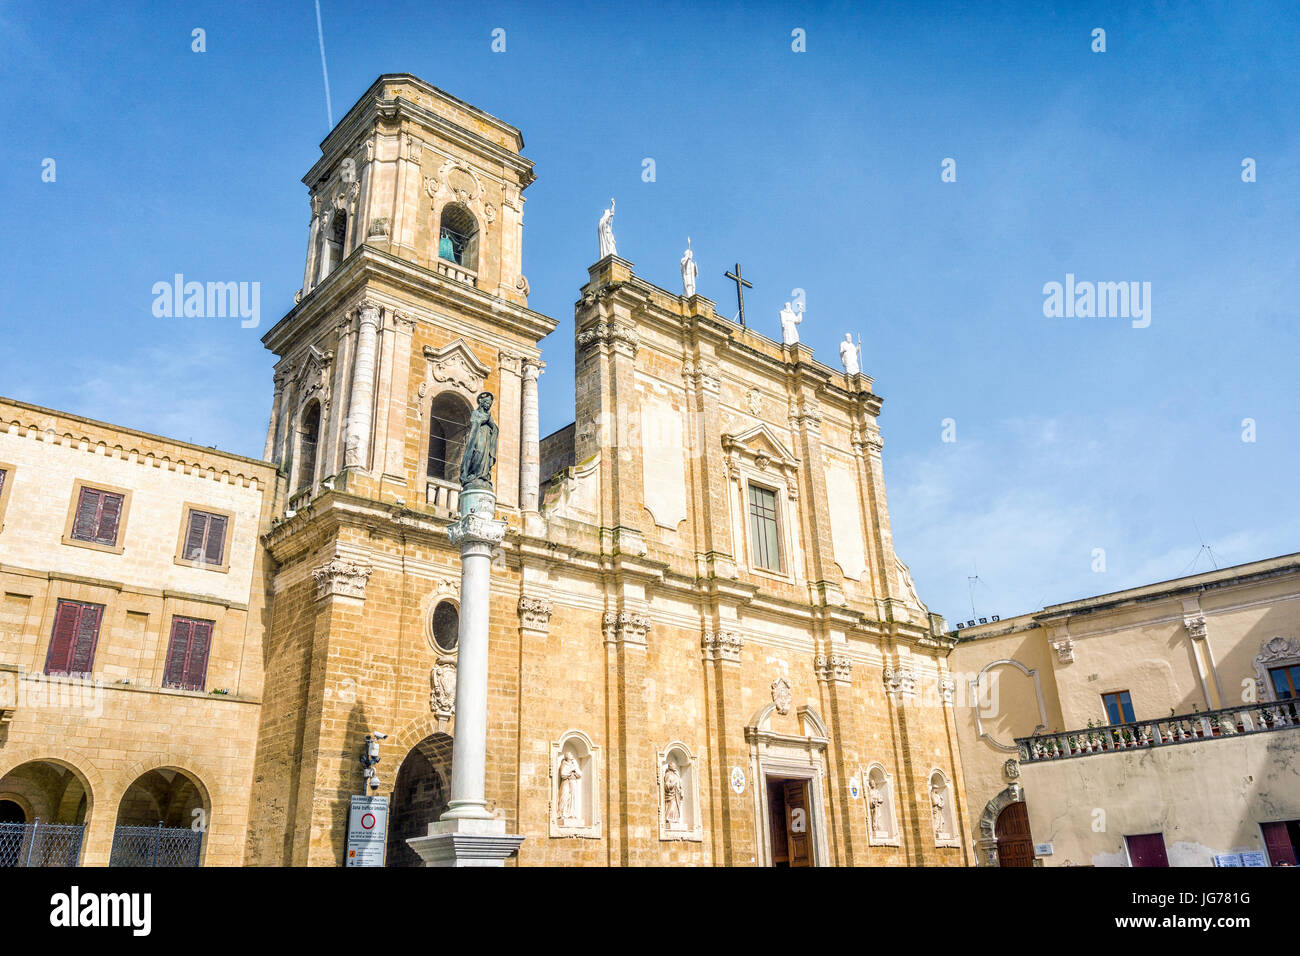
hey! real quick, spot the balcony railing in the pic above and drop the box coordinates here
[434,258,477,285]
[1016,698,1300,762]
[426,476,460,518]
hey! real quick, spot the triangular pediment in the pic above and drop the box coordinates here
[722,423,799,467]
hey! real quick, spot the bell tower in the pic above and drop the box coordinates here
[261,73,554,514]
[248,75,555,865]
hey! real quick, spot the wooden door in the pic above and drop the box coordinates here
[1262,821,1299,866]
[784,781,812,867]
[1125,832,1169,867]
[995,800,1035,867]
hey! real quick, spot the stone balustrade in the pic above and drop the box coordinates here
[426,476,460,518]
[1016,698,1300,762]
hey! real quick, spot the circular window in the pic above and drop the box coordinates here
[431,600,459,653]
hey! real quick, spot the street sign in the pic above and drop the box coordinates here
[346,794,388,867]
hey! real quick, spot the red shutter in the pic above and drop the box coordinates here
[71,488,102,541]
[183,512,207,561]
[183,621,213,691]
[67,604,102,674]
[1262,822,1298,866]
[163,618,193,688]
[202,514,227,566]
[45,601,81,673]
[95,492,123,545]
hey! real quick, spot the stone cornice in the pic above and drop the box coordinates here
[262,245,557,354]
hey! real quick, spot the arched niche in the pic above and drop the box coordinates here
[550,730,600,839]
[928,769,959,848]
[863,762,900,847]
[657,741,702,842]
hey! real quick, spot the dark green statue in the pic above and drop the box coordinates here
[459,391,499,491]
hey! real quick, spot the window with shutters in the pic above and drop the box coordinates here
[0,462,13,531]
[44,599,105,676]
[747,483,784,573]
[162,616,214,691]
[61,480,132,554]
[174,504,234,572]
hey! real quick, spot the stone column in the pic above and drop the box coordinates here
[702,629,756,865]
[302,207,320,293]
[520,358,544,534]
[264,368,287,461]
[344,303,380,470]
[408,488,524,866]
[816,650,868,865]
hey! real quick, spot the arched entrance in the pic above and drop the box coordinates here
[386,732,453,867]
[110,768,208,866]
[995,800,1034,867]
[0,760,91,866]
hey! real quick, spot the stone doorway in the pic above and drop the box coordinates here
[766,777,813,867]
[995,800,1034,867]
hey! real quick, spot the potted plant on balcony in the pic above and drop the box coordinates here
[1086,720,1101,750]
[1209,714,1221,737]
[1261,705,1275,729]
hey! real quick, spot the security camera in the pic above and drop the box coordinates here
[372,732,388,740]
[368,774,381,790]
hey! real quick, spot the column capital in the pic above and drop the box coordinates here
[702,630,743,663]
[815,653,853,684]
[518,595,554,632]
[1184,614,1208,641]
[603,611,650,646]
[312,556,373,602]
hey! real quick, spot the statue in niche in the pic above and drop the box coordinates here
[557,751,582,825]
[458,391,499,491]
[680,237,698,297]
[598,198,617,258]
[868,778,889,838]
[840,333,861,374]
[931,784,949,841]
[663,759,684,829]
[779,302,802,345]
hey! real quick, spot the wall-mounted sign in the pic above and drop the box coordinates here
[1034,842,1054,856]
[346,794,388,867]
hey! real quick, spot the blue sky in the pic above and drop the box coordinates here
[1,1,1296,624]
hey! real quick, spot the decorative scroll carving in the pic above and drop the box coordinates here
[771,676,793,716]
[576,321,639,355]
[431,663,456,716]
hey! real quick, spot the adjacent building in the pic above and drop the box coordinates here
[950,553,1300,867]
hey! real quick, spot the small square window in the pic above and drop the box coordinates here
[174,504,233,573]
[0,463,14,530]
[1102,690,1135,724]
[61,480,132,554]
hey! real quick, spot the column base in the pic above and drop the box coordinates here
[407,817,525,868]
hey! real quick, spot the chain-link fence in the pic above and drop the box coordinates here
[109,824,203,867]
[0,820,86,867]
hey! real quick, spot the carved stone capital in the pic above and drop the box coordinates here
[1183,614,1208,641]
[883,663,917,700]
[576,321,639,356]
[1050,636,1075,663]
[682,360,721,393]
[312,557,373,602]
[602,611,650,646]
[447,513,507,549]
[815,654,853,684]
[702,630,744,663]
[939,676,956,705]
[518,596,554,632]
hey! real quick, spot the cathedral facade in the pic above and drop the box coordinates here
[0,73,969,867]
[246,74,968,866]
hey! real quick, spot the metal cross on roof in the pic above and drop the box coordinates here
[724,263,753,327]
